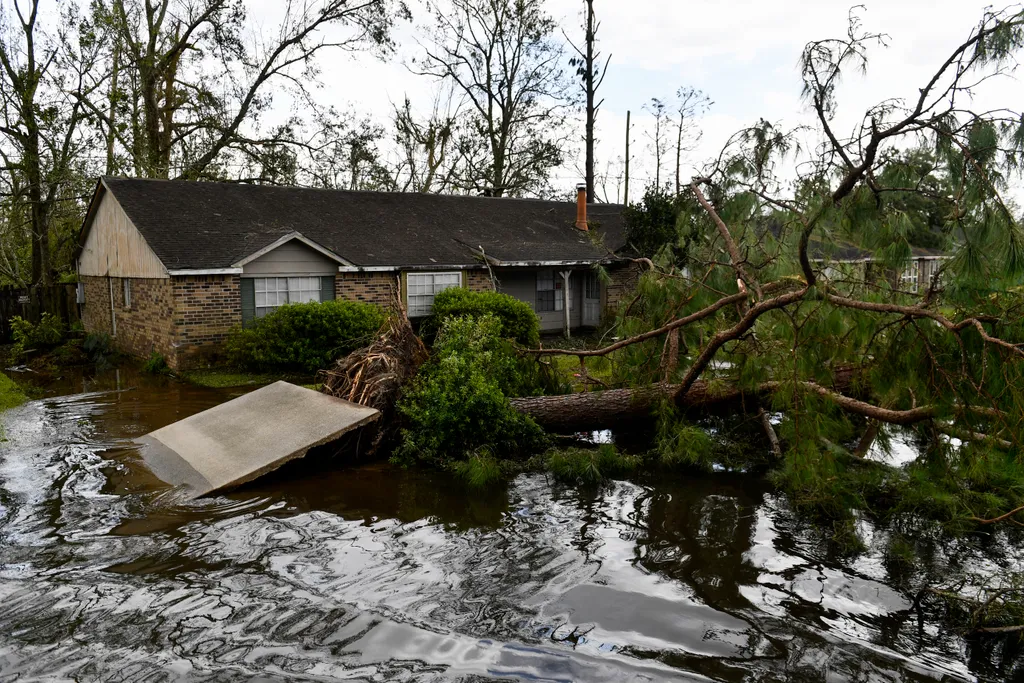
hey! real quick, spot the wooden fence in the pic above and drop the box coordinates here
[0,284,81,341]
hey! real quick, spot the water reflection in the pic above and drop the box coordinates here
[0,369,1013,681]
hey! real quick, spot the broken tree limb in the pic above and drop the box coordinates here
[759,408,783,458]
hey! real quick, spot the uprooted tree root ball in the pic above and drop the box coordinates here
[319,312,429,453]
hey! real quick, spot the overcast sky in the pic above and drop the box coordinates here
[252,1,1024,202]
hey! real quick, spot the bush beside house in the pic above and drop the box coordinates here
[225,300,386,372]
[421,288,541,347]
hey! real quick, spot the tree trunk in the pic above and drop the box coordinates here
[511,367,860,432]
[511,381,729,432]
[584,0,595,203]
[624,110,630,204]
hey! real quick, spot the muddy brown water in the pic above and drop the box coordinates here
[0,368,1019,681]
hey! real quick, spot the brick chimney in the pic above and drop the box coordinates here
[575,183,588,231]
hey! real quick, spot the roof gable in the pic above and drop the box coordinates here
[78,181,169,278]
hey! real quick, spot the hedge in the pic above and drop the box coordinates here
[420,287,540,346]
[225,299,386,372]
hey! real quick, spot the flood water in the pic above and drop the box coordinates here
[0,369,1020,681]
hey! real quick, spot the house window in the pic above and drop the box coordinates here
[407,272,462,317]
[123,278,132,309]
[254,277,322,317]
[536,269,555,312]
[537,270,573,312]
[919,259,942,291]
[899,262,919,293]
[585,272,600,300]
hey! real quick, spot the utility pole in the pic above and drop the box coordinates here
[624,110,631,205]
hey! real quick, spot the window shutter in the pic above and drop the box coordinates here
[241,278,255,328]
[320,276,335,302]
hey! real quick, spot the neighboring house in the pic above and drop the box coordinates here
[815,244,949,292]
[76,178,629,369]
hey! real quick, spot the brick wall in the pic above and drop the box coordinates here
[81,275,176,360]
[172,275,241,369]
[465,269,496,292]
[81,274,242,370]
[81,276,112,336]
[336,271,398,306]
[605,261,644,312]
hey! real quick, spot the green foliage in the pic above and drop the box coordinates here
[451,451,505,488]
[10,314,66,356]
[396,315,549,467]
[654,403,716,470]
[141,352,169,375]
[421,287,541,346]
[225,300,386,372]
[622,186,700,263]
[545,444,641,485]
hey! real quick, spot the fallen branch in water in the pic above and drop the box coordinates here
[967,504,1024,525]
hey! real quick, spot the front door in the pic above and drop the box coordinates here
[583,272,601,327]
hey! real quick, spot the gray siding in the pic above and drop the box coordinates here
[494,268,583,333]
[242,240,338,276]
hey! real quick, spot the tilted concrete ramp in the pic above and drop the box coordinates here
[136,381,380,498]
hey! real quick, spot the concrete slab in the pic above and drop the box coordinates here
[136,381,379,498]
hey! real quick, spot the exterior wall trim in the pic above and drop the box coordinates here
[232,232,351,268]
[482,259,607,267]
[338,264,483,273]
[169,268,243,275]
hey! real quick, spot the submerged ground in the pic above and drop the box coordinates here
[0,367,1018,681]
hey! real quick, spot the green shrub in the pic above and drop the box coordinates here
[34,313,65,347]
[142,351,169,374]
[10,313,66,356]
[396,315,549,467]
[546,444,641,485]
[225,300,386,372]
[421,287,541,347]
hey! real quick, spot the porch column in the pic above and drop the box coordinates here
[560,270,571,339]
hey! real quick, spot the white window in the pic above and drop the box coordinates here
[407,272,462,317]
[899,263,919,293]
[254,277,322,318]
[123,278,132,309]
[919,258,942,291]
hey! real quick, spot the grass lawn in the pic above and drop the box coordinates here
[0,373,26,411]
[179,368,314,389]
[545,352,616,392]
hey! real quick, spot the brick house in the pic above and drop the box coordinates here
[77,178,631,369]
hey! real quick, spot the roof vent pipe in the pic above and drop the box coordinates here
[575,183,588,231]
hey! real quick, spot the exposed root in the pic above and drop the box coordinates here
[319,301,428,453]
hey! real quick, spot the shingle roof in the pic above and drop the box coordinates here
[92,177,626,270]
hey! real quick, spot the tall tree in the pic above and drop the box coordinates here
[643,97,668,189]
[391,93,463,193]
[672,86,710,195]
[566,0,610,203]
[0,0,107,285]
[414,0,570,197]
[99,0,402,179]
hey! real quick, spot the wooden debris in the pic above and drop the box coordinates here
[318,300,428,453]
